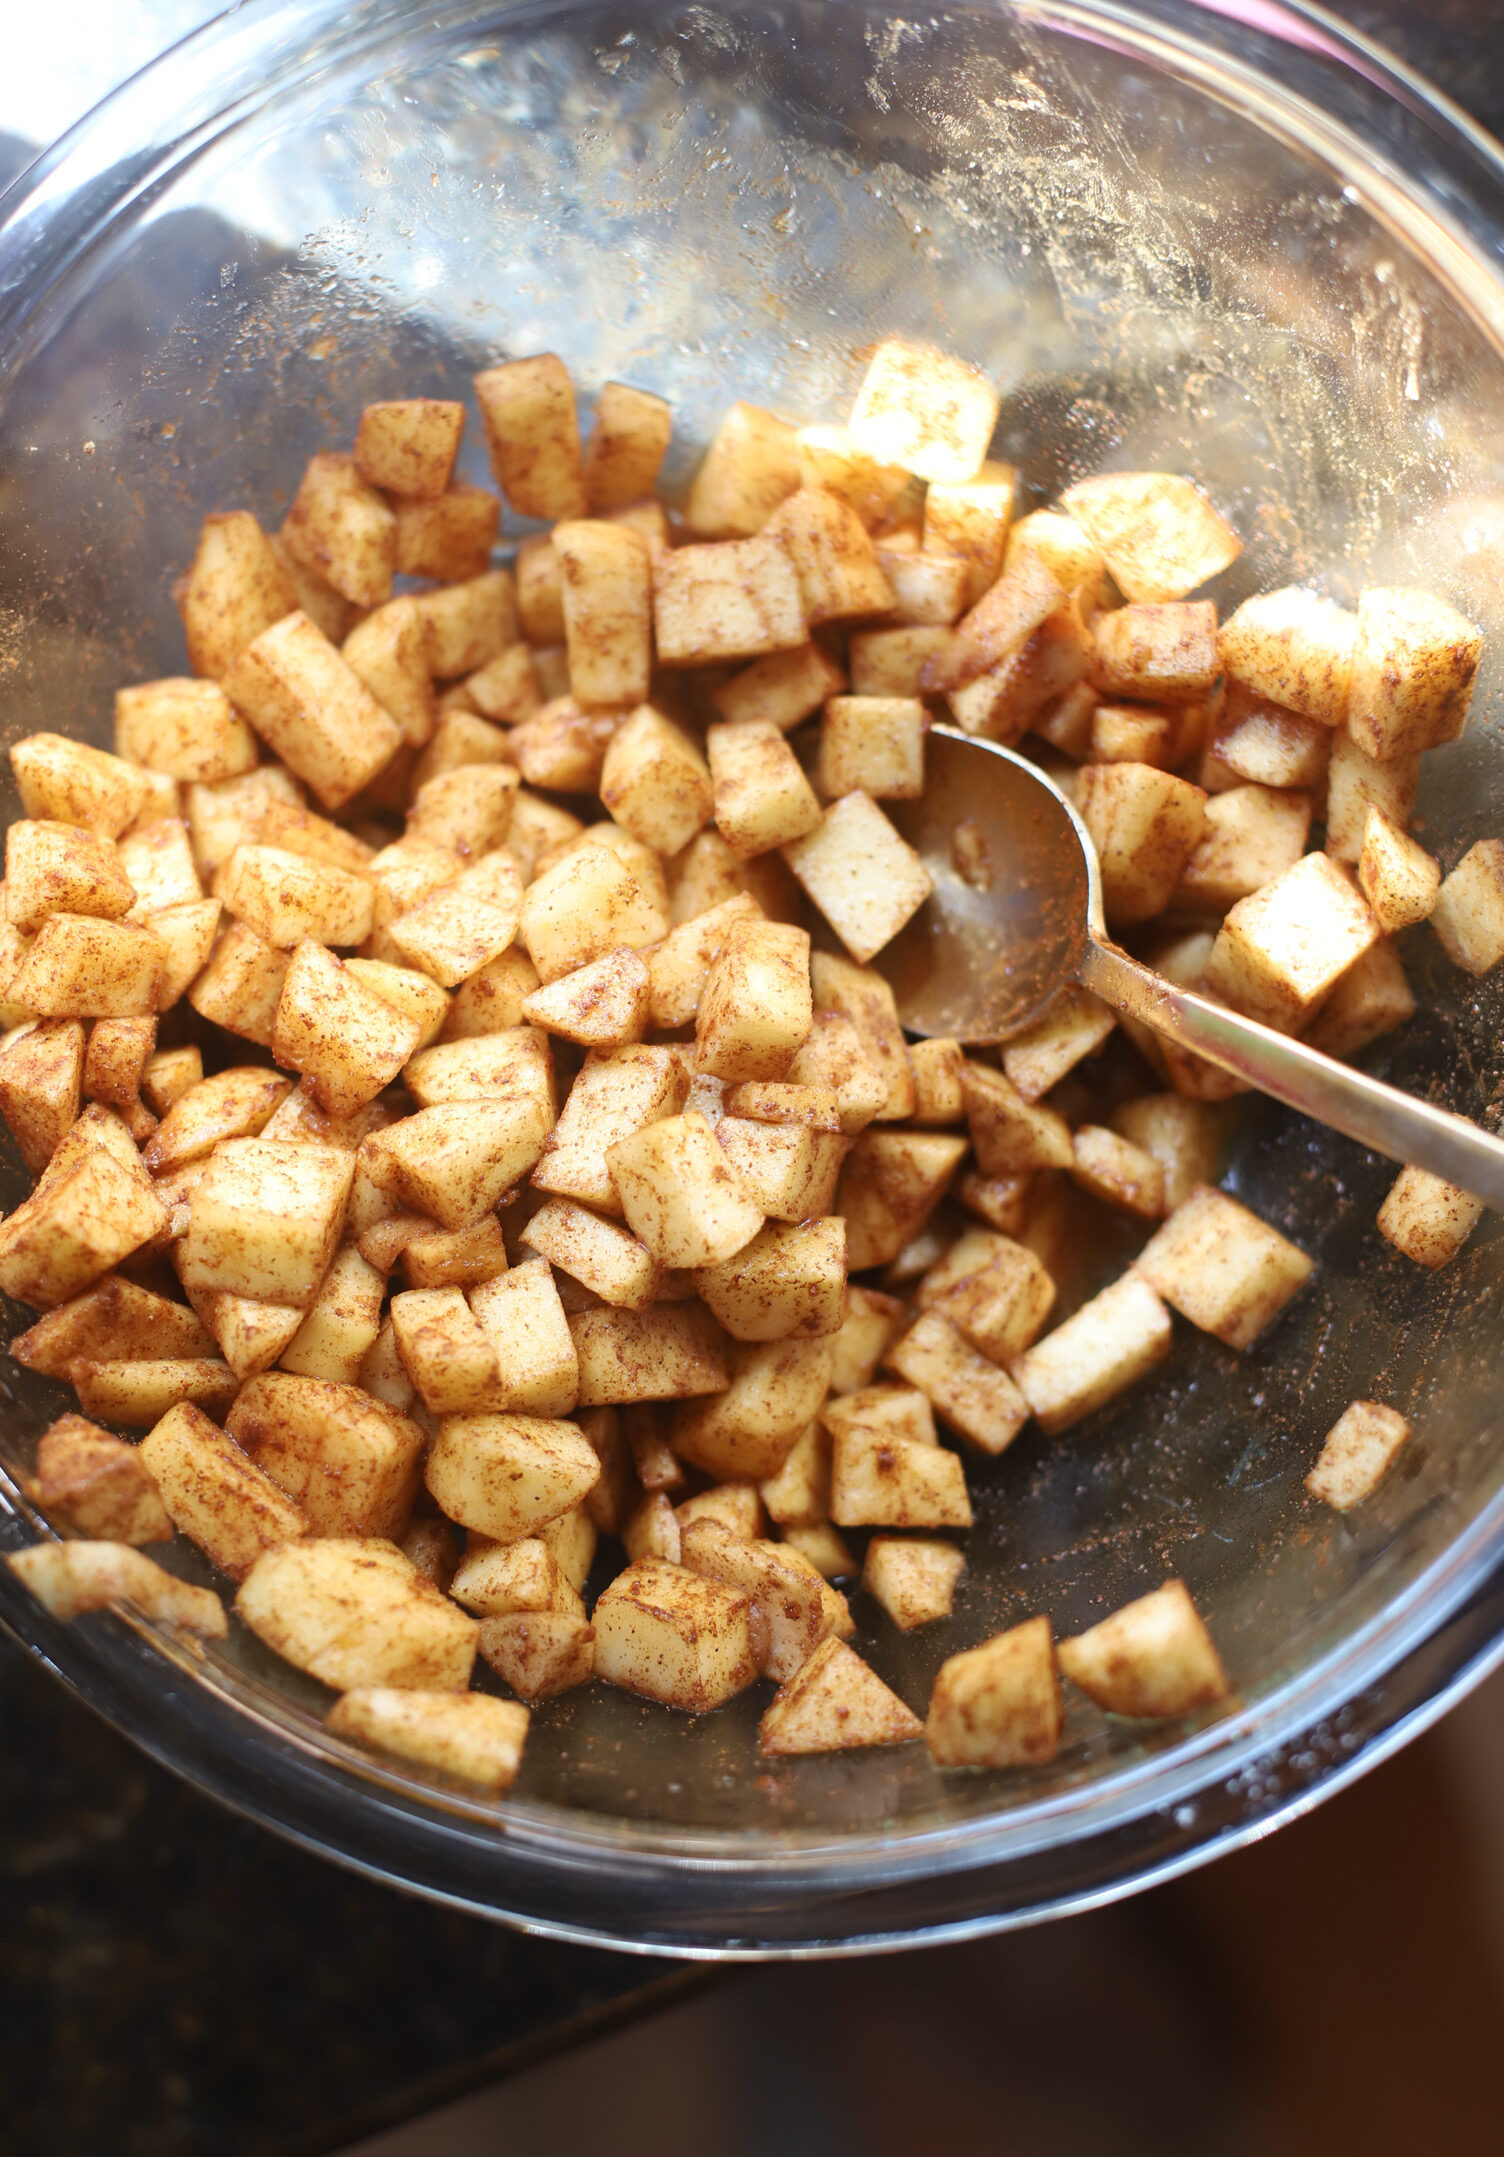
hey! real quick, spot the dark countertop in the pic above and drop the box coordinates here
[1,8,1499,2155]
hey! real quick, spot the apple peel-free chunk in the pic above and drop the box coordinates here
[759,1636,922,1755]
[1346,587,1481,761]
[593,1556,757,1711]
[328,1688,528,1792]
[885,1311,1030,1455]
[607,1109,763,1269]
[9,1539,227,1638]
[139,1400,307,1580]
[1306,1399,1412,1511]
[470,1259,580,1414]
[926,1616,1062,1768]
[1058,1579,1228,1719]
[1429,839,1504,975]
[1357,808,1440,933]
[1204,850,1378,1033]
[1011,1273,1173,1433]
[227,1371,425,1539]
[1376,1166,1483,1269]
[179,1139,352,1306]
[1135,1185,1312,1347]
[694,1215,846,1341]
[362,1098,552,1229]
[25,1413,172,1546]
[1061,472,1240,604]
[863,1536,966,1631]
[236,1537,476,1691]
[425,1412,599,1541]
[848,339,999,485]
[568,1302,728,1406]
[829,1425,972,1531]
[671,1337,832,1483]
[783,792,933,965]
[653,534,807,667]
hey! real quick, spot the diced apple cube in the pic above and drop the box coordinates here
[1060,473,1240,603]
[694,1215,846,1341]
[1076,762,1207,926]
[390,1285,505,1413]
[684,401,801,537]
[519,841,666,985]
[691,917,812,1084]
[1011,1272,1173,1433]
[705,718,821,859]
[224,612,402,810]
[394,486,499,583]
[758,1635,920,1755]
[863,1536,966,1631]
[1356,807,1440,932]
[412,568,518,679]
[471,1258,580,1413]
[278,1244,385,1383]
[522,946,650,1049]
[816,696,926,801]
[1071,1125,1166,1219]
[885,1309,1031,1455]
[1108,1095,1224,1212]
[848,339,998,484]
[828,1423,972,1530]
[960,1062,1072,1177]
[180,1139,352,1306]
[9,1539,226,1638]
[654,535,806,667]
[178,512,298,681]
[425,1410,598,1541]
[578,379,672,510]
[921,461,1015,605]
[1000,987,1115,1104]
[598,706,713,858]
[236,1537,476,1691]
[523,1196,660,1311]
[443,946,542,1038]
[783,791,932,964]
[1325,730,1420,868]
[328,1687,528,1791]
[835,1128,967,1271]
[552,519,652,710]
[0,1020,83,1172]
[139,1400,306,1579]
[1429,839,1504,974]
[0,1141,167,1307]
[474,354,586,520]
[878,548,972,627]
[850,625,965,697]
[1217,587,1356,727]
[763,486,894,623]
[1058,1578,1228,1718]
[1173,784,1313,916]
[282,451,396,608]
[1376,1165,1483,1268]
[671,1337,831,1482]
[364,1097,552,1229]
[1204,850,1378,1032]
[1135,1183,1312,1345]
[711,641,847,732]
[569,1302,727,1407]
[593,1555,757,1711]
[13,914,162,1019]
[353,397,464,498]
[25,1412,171,1545]
[606,1109,762,1269]
[926,1615,1063,1768]
[794,423,911,526]
[1206,686,1331,792]
[1347,587,1481,760]
[531,1044,688,1214]
[1306,1398,1412,1511]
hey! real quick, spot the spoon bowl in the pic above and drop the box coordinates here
[879,728,1504,1211]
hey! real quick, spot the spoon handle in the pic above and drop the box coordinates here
[1080,937,1504,1209]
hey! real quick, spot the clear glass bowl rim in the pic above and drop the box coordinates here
[3,0,1504,1952]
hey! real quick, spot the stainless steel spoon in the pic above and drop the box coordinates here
[880,727,1504,1209]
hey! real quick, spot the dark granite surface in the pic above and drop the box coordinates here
[1,7,1499,2156]
[0,1630,698,2157]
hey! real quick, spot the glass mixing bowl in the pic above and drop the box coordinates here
[4,0,1504,1956]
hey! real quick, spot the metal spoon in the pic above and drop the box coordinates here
[879,727,1504,1209]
